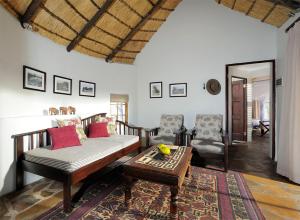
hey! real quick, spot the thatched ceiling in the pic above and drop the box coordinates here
[1,1,299,64]
[216,0,300,28]
[0,0,181,64]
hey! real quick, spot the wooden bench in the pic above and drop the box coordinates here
[11,113,142,212]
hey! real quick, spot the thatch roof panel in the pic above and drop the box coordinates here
[122,40,147,51]
[141,19,163,31]
[43,0,86,33]
[33,22,71,46]
[131,31,155,41]
[264,5,291,28]
[108,0,141,28]
[233,0,253,13]
[75,44,107,59]
[86,27,120,49]
[216,0,298,28]
[96,13,130,39]
[66,0,98,21]
[34,9,77,40]
[249,0,273,20]
[79,38,112,55]
[121,0,152,17]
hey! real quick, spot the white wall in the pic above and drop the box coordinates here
[135,0,277,129]
[0,6,137,196]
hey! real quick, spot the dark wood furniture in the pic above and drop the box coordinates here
[123,146,192,219]
[259,120,270,136]
[11,113,142,212]
[145,127,186,148]
[187,130,229,172]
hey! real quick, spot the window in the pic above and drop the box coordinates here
[110,94,129,123]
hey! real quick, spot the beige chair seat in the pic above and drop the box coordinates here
[150,135,176,145]
[191,139,224,155]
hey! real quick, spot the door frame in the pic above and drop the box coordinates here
[231,76,248,141]
[225,59,276,160]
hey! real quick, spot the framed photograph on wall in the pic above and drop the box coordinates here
[23,65,46,92]
[79,80,96,97]
[169,83,187,97]
[53,75,72,95]
[150,82,162,98]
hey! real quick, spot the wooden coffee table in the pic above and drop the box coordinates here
[123,146,192,219]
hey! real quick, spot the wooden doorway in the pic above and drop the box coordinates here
[225,60,276,160]
[232,77,247,141]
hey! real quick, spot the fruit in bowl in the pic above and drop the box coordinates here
[158,144,171,155]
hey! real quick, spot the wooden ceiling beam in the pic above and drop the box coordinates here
[20,0,46,28]
[246,0,256,15]
[67,0,116,52]
[232,0,237,9]
[106,0,166,62]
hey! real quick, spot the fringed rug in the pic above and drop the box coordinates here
[36,167,264,220]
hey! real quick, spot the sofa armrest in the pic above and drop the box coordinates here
[116,120,143,140]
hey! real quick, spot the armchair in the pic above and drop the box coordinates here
[187,114,229,172]
[145,114,186,147]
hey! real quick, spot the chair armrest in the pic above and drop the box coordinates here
[186,128,196,147]
[144,127,160,148]
[173,127,186,135]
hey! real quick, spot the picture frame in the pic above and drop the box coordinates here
[150,82,163,98]
[79,80,96,97]
[53,75,72,95]
[23,65,46,92]
[169,83,187,97]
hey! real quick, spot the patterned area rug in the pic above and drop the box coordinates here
[36,167,264,220]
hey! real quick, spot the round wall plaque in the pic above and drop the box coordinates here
[206,79,221,95]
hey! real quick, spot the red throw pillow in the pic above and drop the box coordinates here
[48,125,81,150]
[88,122,110,138]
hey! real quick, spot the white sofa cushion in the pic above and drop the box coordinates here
[24,135,139,172]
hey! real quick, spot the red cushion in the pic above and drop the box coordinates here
[48,125,81,150]
[88,122,110,138]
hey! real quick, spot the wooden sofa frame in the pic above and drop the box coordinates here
[11,113,142,212]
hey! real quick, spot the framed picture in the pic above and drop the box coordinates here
[150,82,162,98]
[53,75,72,95]
[169,83,187,97]
[79,80,96,97]
[23,65,46,92]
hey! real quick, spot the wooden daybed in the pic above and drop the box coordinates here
[11,113,142,212]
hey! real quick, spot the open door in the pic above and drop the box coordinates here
[232,78,247,141]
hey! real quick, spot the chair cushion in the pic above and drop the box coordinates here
[191,139,224,155]
[149,135,176,145]
[57,117,87,142]
[88,122,110,138]
[195,114,222,142]
[95,116,117,135]
[158,114,183,137]
[48,125,81,150]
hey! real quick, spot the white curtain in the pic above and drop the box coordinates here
[277,22,300,183]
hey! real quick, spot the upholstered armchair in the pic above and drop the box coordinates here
[187,114,229,172]
[145,114,186,148]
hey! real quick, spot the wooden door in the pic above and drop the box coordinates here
[232,78,247,141]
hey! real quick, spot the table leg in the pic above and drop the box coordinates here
[185,164,192,178]
[124,176,133,209]
[170,186,179,219]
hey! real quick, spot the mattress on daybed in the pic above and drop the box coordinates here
[24,135,139,172]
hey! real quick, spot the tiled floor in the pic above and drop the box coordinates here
[1,138,300,219]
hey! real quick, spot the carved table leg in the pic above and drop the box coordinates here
[124,176,133,209]
[170,186,179,219]
[185,164,192,178]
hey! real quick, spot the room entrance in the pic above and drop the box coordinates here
[226,60,276,160]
